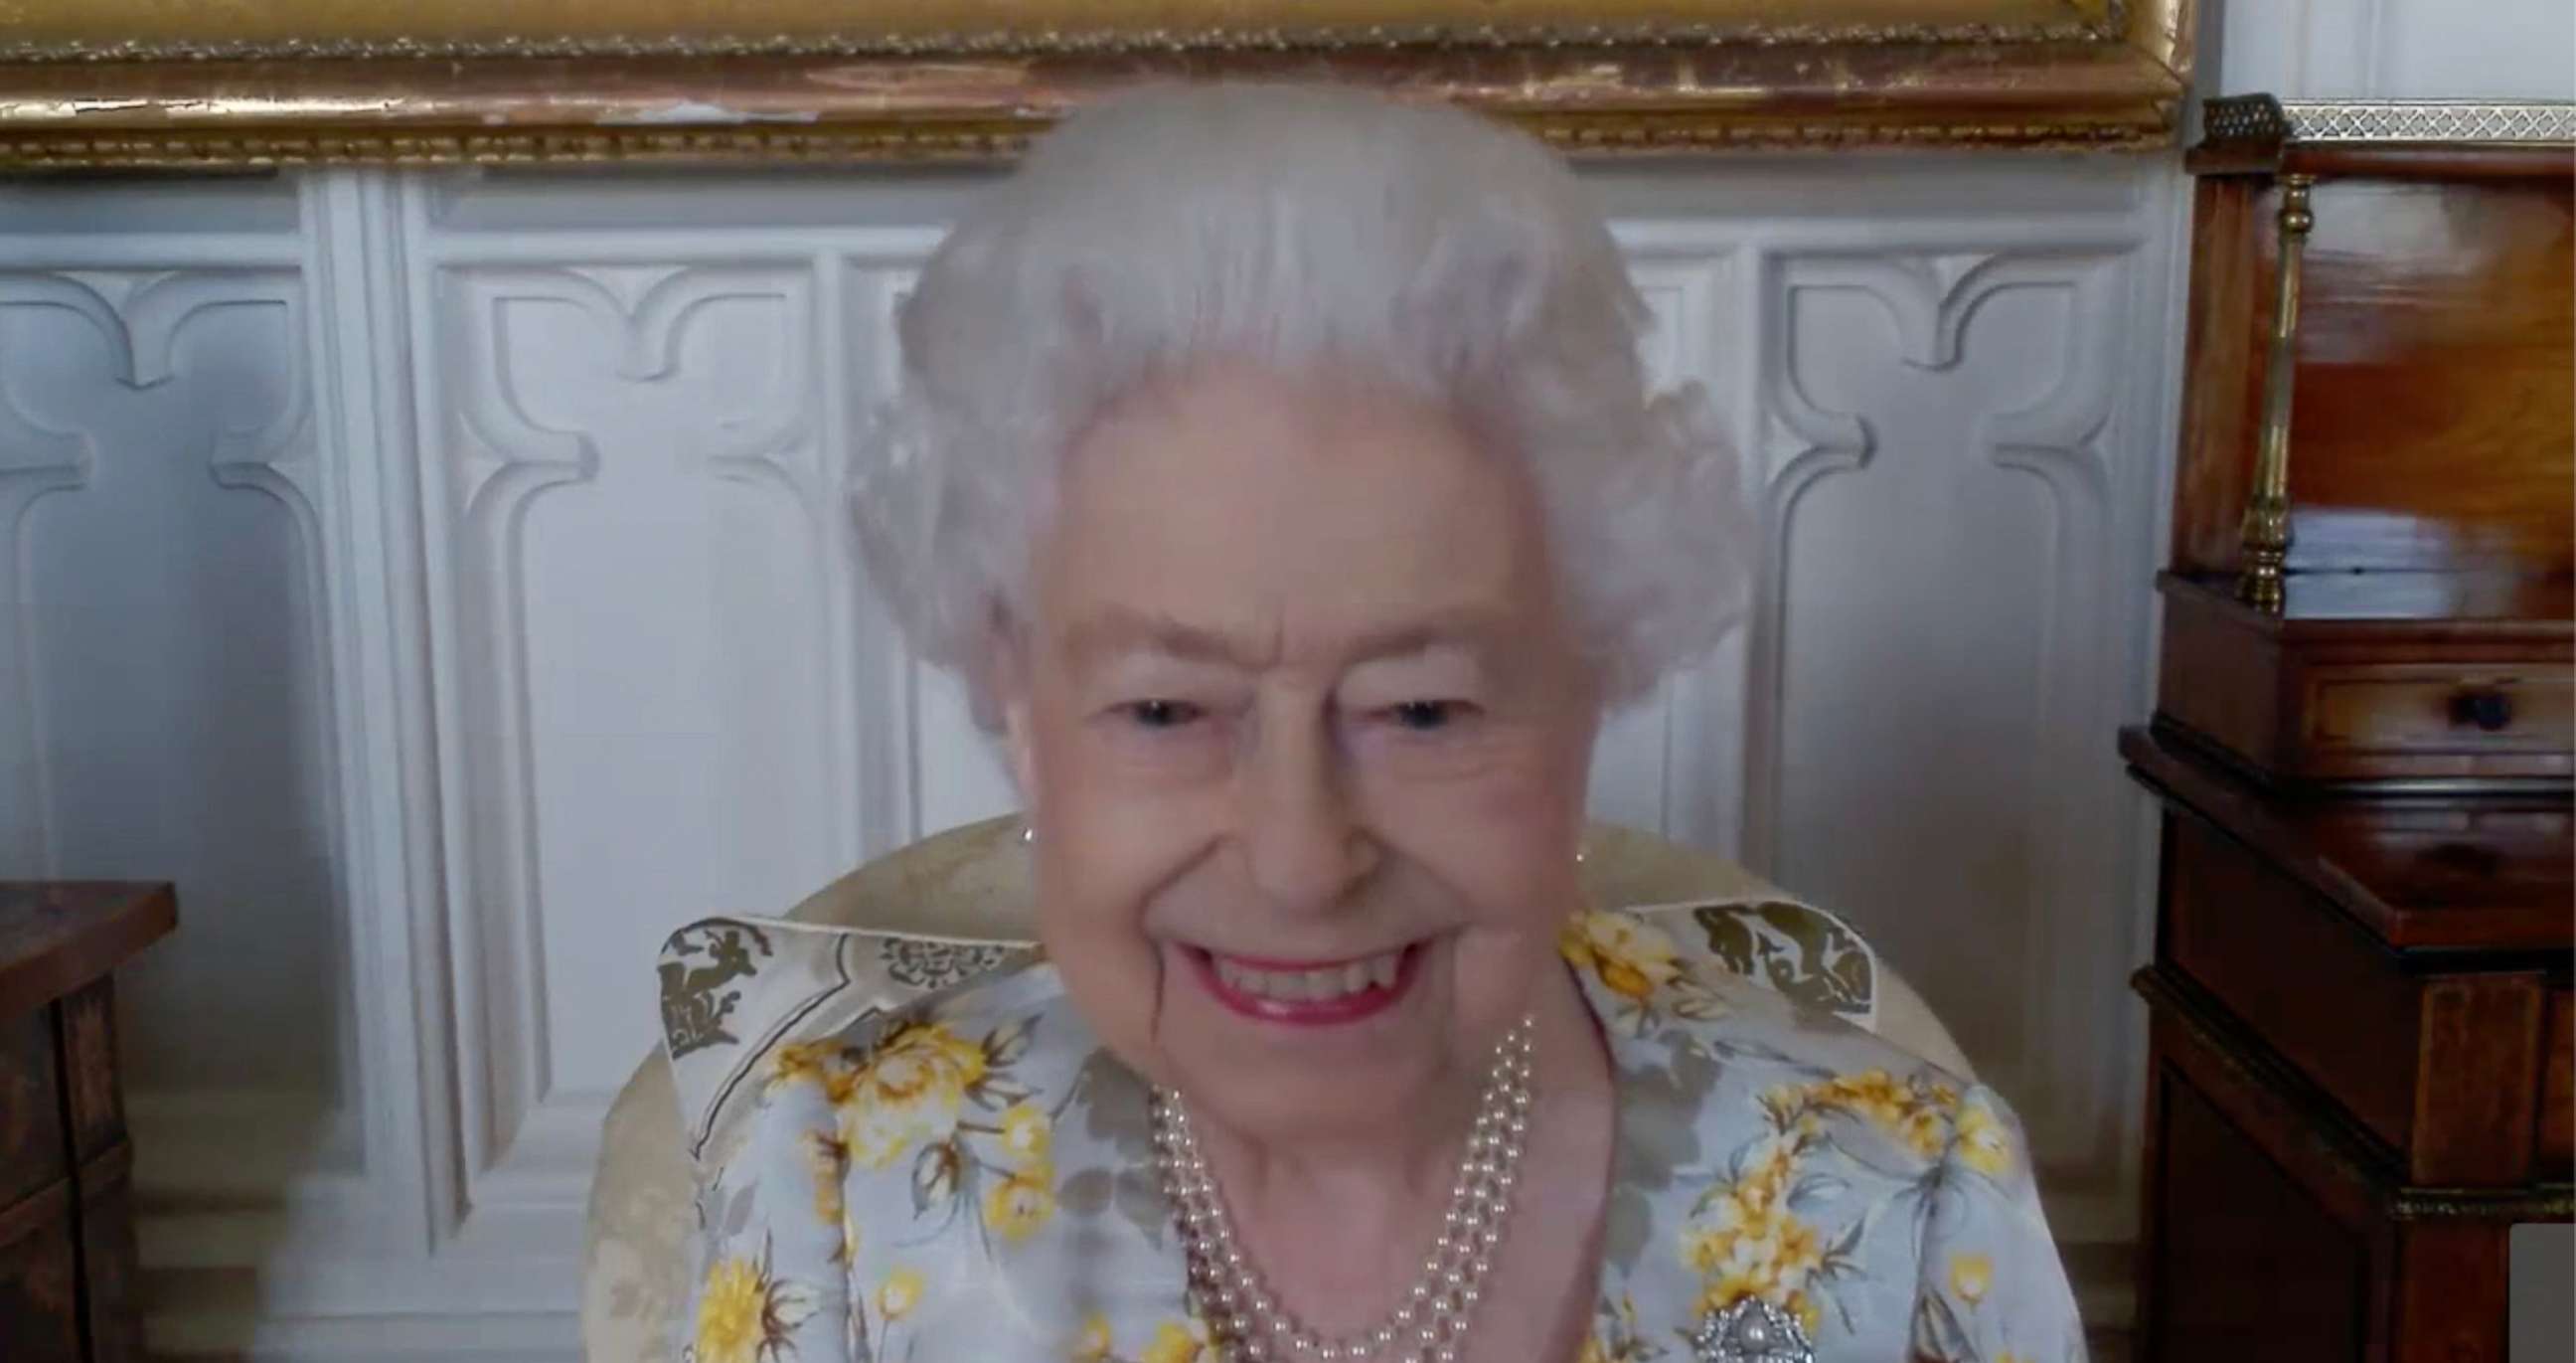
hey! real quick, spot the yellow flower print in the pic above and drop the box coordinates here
[1682,1124,1837,1342]
[858,1022,990,1109]
[1737,1136,1801,1213]
[1687,1182,1825,1304]
[1776,1215,1826,1279]
[801,1129,849,1233]
[1764,1068,1962,1159]
[1576,1337,1608,1363]
[1897,1106,1948,1159]
[1949,1251,1994,1306]
[842,1107,912,1170]
[999,1102,1052,1166]
[767,1041,829,1093]
[1692,1206,1826,1297]
[693,1259,764,1363]
[1071,1314,1114,1363]
[983,1161,1058,1242]
[1685,1133,1807,1270]
[831,1021,993,1169]
[1955,1102,2015,1177]
[878,1267,924,1321]
[693,1249,816,1363]
[1562,910,1684,1002]
[1140,1319,1211,1363]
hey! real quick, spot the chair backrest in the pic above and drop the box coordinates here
[580,816,1972,1361]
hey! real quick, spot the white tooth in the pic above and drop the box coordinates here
[1216,958,1243,989]
[1345,962,1371,994]
[1304,968,1340,999]
[1369,952,1398,988]
[1263,969,1301,1001]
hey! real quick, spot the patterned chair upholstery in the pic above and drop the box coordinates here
[579,816,1971,1360]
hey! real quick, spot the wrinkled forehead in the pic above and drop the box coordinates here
[1055,604,1522,674]
[1026,363,1569,671]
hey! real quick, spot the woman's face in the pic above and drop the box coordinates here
[998,360,1601,1145]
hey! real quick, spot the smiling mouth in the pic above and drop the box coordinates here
[1185,942,1423,1025]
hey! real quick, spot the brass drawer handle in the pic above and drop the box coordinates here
[2449,688,2515,733]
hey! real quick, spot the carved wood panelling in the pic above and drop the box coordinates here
[1743,235,2158,1245]
[0,258,367,1196]
[422,256,860,1216]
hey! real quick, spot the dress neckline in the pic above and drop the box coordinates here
[1051,925,1690,1357]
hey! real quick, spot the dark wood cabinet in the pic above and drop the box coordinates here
[2129,728,2573,1361]
[2130,96,2573,1363]
[0,883,175,1363]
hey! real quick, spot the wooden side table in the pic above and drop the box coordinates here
[0,883,176,1363]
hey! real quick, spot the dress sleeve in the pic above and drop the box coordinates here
[1908,1084,2090,1363]
[678,1074,858,1363]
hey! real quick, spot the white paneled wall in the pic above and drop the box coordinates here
[3,157,2184,1355]
[2215,0,2576,99]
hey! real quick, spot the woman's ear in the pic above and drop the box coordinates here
[987,622,1039,795]
[1001,698,1037,796]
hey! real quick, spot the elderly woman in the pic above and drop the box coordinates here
[682,85,2083,1363]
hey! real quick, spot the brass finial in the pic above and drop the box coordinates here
[2238,173,2316,612]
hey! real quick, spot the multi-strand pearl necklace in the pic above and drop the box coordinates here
[1146,1016,1537,1363]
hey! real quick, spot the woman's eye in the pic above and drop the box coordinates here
[1124,699,1203,729]
[1388,700,1465,732]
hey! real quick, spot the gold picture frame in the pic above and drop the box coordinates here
[0,0,2193,169]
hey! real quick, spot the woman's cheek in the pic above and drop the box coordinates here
[1031,848,1168,1068]
[1365,723,1577,835]
[1030,753,1215,1049]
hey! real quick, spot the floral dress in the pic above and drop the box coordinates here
[680,909,2088,1362]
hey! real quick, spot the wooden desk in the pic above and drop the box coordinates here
[2124,728,2572,1361]
[0,883,176,1363]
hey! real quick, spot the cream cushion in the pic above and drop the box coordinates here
[579,816,1971,1360]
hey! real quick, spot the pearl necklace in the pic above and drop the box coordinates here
[1147,1016,1537,1363]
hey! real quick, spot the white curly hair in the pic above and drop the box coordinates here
[853,83,1752,723]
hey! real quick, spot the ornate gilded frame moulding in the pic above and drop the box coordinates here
[0,0,2192,168]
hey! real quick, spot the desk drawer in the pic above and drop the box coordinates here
[2164,814,2422,1153]
[2154,574,2574,788]
[2160,810,2556,1185]
[2304,664,2574,778]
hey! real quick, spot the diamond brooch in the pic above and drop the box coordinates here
[1690,1297,1816,1363]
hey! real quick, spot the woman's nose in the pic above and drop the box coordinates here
[1235,708,1379,913]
